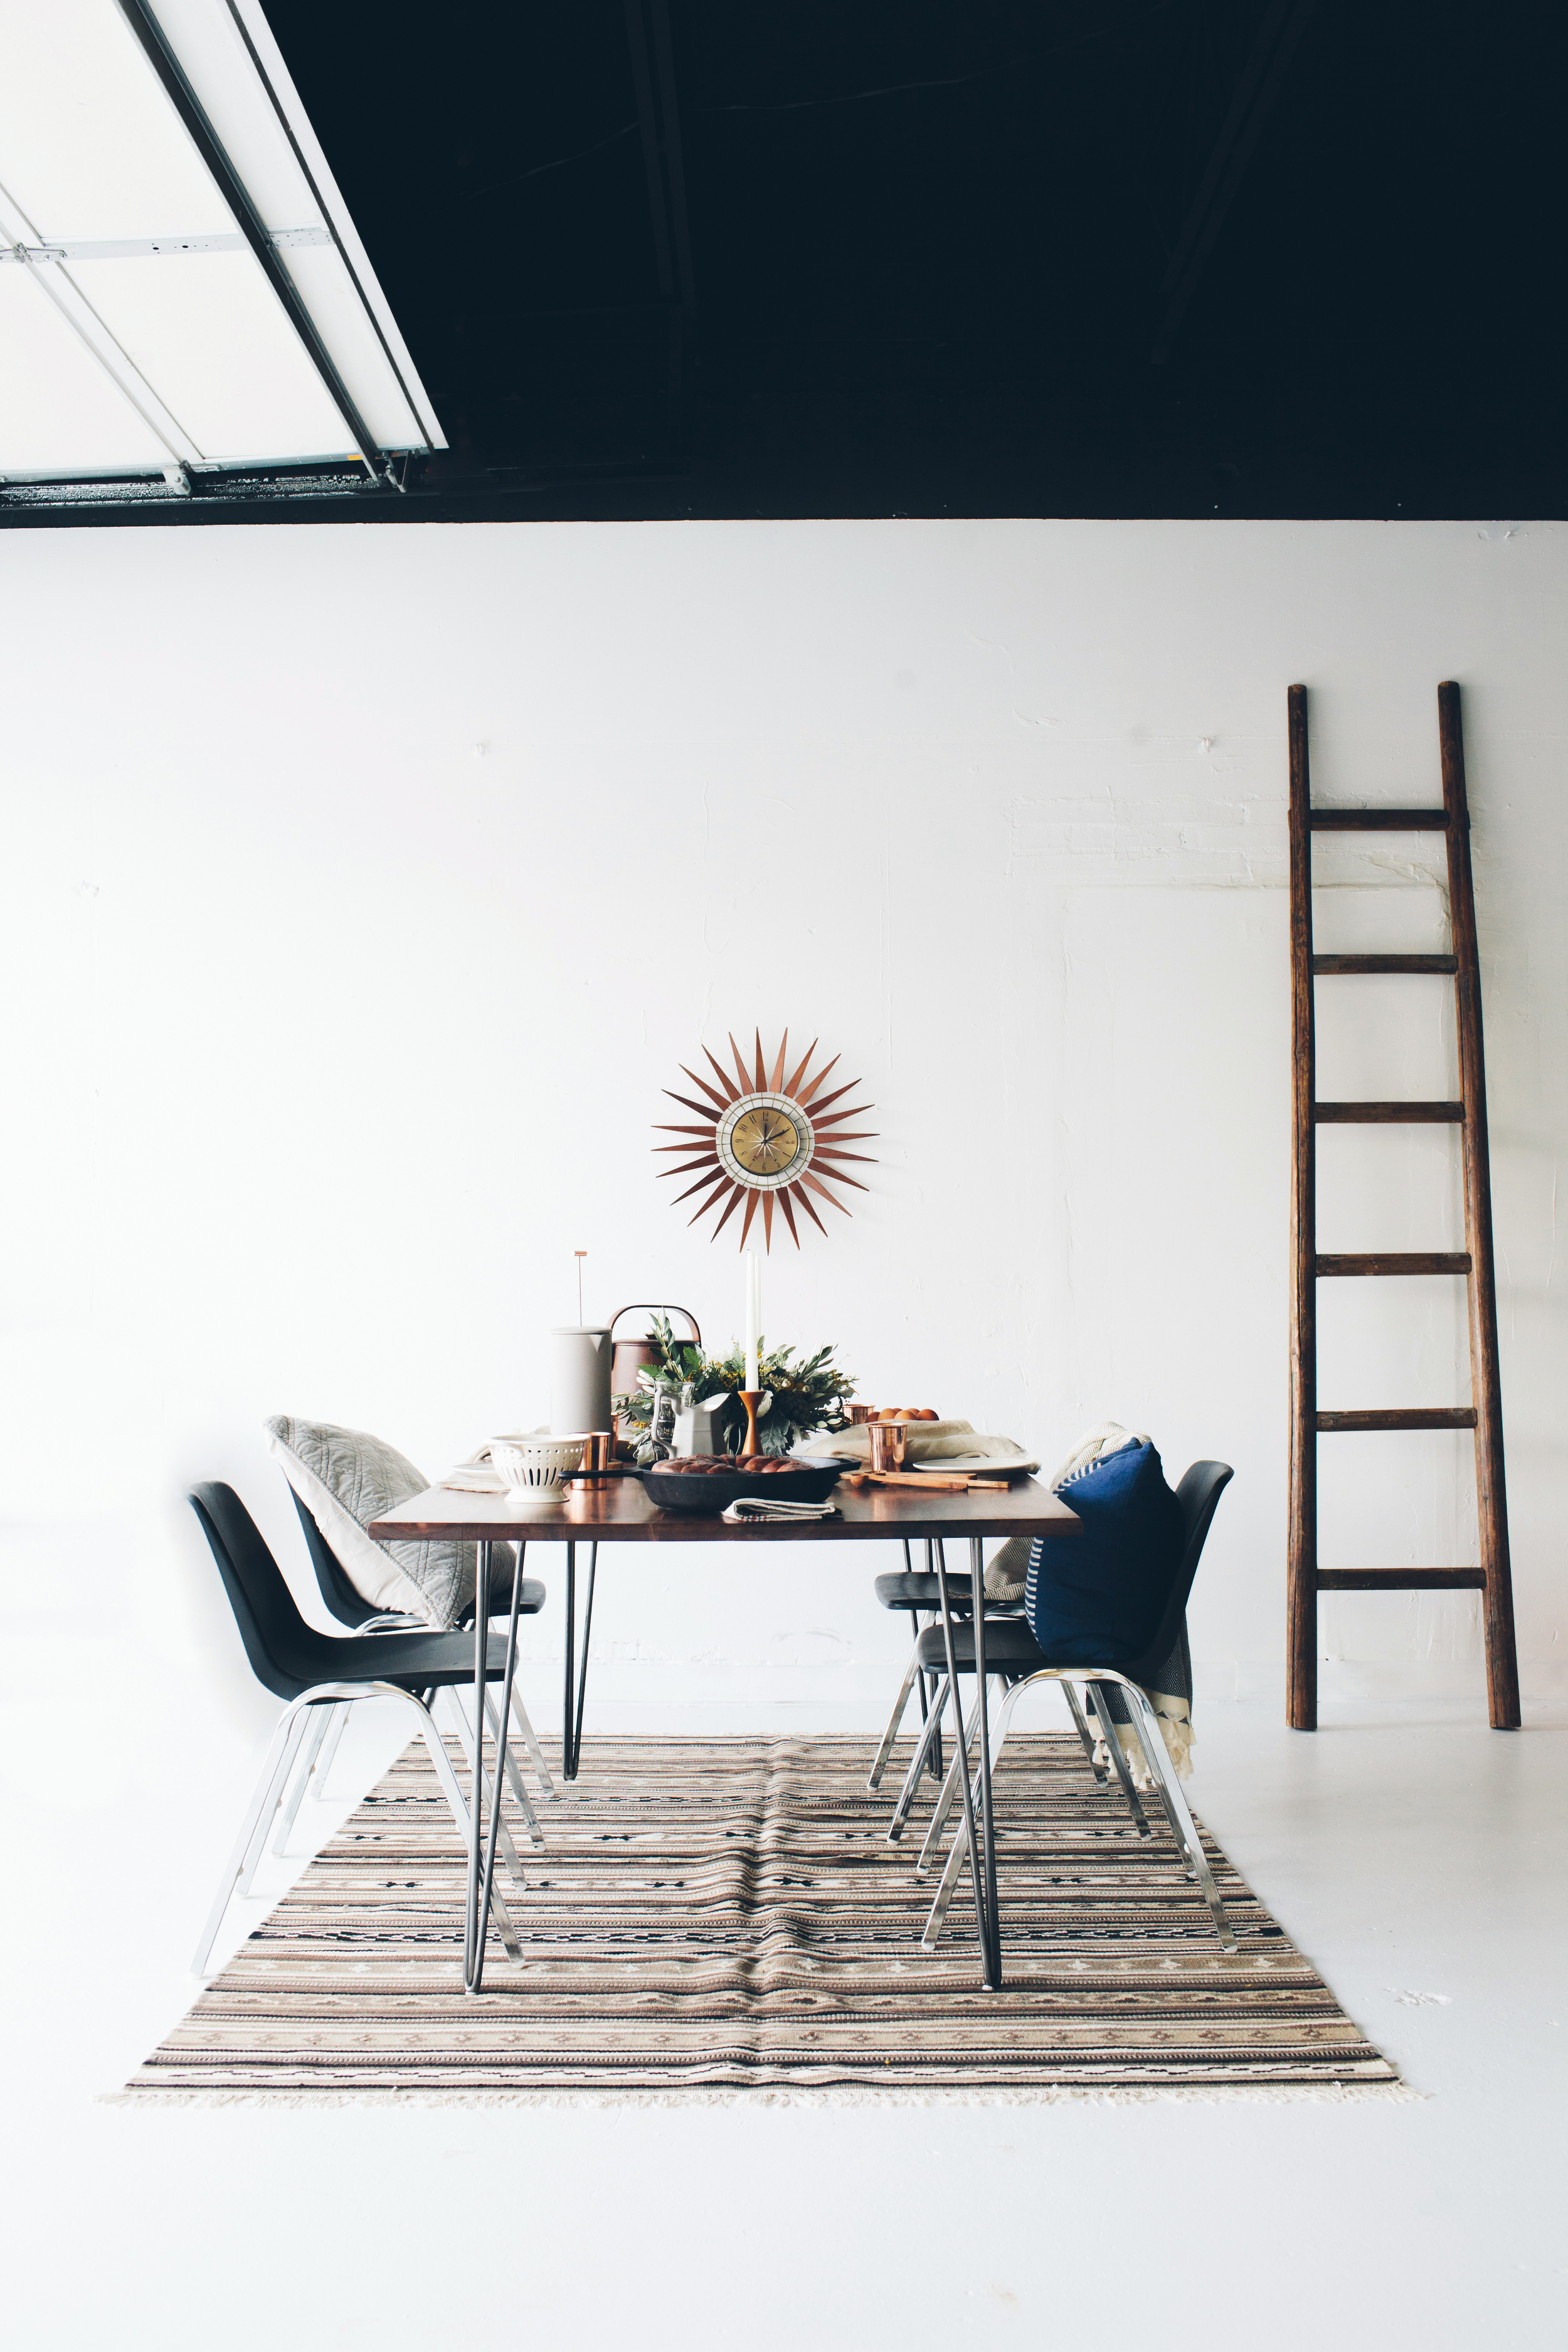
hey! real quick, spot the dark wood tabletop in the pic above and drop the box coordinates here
[369,1476,1081,1547]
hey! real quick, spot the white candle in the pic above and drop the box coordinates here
[744,1249,761,1391]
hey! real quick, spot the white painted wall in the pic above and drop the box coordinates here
[3,519,1564,1769]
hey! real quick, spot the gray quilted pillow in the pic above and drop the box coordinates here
[265,1416,507,1629]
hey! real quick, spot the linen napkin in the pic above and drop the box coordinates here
[721,1496,840,1523]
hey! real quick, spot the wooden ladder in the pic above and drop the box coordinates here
[1287,681,1520,1731]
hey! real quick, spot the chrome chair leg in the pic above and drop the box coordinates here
[914,1665,1236,1960]
[403,1691,522,1963]
[885,1673,953,1841]
[482,1692,544,1843]
[237,1709,310,1895]
[920,1785,975,1949]
[270,1703,333,1855]
[916,1677,1027,1937]
[509,1683,556,1801]
[194,1680,526,1982]
[867,1638,924,1790]
[440,1690,530,1894]
[1059,1677,1108,1781]
[914,1677,1007,1875]
[1131,1729,1199,1878]
[310,1700,351,1796]
[192,1705,308,1975]
[1087,1680,1152,1838]
[1123,1687,1237,1951]
[916,1744,973,1880]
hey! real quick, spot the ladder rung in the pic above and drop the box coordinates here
[1317,1407,1478,1432]
[1315,1101,1464,1123]
[1311,954,1458,975]
[1316,1252,1471,1276]
[1308,808,1449,831]
[1317,1567,1487,1591]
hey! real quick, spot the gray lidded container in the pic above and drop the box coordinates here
[549,1326,613,1437]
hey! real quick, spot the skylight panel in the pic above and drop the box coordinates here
[0,0,444,493]
[69,248,350,460]
[0,269,170,474]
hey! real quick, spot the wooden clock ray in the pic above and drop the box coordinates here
[653,1029,877,1251]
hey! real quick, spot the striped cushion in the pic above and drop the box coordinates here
[1025,1438,1183,1666]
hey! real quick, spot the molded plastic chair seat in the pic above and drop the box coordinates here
[913,1617,1052,1674]
[189,1481,549,1979]
[872,1570,992,1614]
[206,1490,525,1700]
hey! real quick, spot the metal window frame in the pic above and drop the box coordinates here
[110,0,384,479]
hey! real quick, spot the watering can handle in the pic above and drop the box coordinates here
[609,1304,702,1349]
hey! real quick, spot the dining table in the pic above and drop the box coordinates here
[368,1473,1082,1994]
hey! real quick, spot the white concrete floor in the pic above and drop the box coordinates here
[3,1686,1565,2350]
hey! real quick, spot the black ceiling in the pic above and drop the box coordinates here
[29,0,1568,522]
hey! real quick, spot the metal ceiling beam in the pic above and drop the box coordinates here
[0,230,329,262]
[623,0,696,458]
[624,0,696,319]
[112,0,383,475]
[1151,0,1316,364]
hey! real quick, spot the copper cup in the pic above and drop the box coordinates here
[844,1403,877,1427]
[867,1421,908,1473]
[578,1431,613,1479]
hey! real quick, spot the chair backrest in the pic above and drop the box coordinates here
[289,1487,378,1629]
[190,1482,333,1702]
[1118,1459,1233,1687]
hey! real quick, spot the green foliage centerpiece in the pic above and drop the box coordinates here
[615,1312,856,1463]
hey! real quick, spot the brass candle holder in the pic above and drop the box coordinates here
[739,1389,763,1455]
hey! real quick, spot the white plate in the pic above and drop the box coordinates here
[912,1454,1033,1476]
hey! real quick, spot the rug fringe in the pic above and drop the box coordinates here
[100,2081,1421,2112]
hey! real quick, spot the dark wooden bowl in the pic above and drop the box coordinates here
[636,1461,844,1515]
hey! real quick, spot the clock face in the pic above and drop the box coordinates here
[653,1029,877,1251]
[718,1094,813,1190]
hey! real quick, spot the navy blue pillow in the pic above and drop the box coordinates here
[1025,1439,1184,1665]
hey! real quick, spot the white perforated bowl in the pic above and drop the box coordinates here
[489,1433,587,1495]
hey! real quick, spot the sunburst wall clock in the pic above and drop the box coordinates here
[654,1030,878,1251]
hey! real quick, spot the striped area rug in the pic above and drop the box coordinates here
[127,1734,1398,2100]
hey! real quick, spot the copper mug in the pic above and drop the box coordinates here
[844,1403,877,1427]
[867,1421,909,1473]
[576,1431,615,1481]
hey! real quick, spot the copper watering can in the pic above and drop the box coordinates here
[608,1304,703,1429]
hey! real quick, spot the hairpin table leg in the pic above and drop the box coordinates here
[475,1531,528,1981]
[970,1534,1001,1984]
[934,1535,1002,1990]
[464,1538,491,1992]
[562,1542,598,1781]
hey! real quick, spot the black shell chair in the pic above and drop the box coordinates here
[911,1461,1237,1953]
[189,1483,540,1977]
[285,1488,556,1818]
